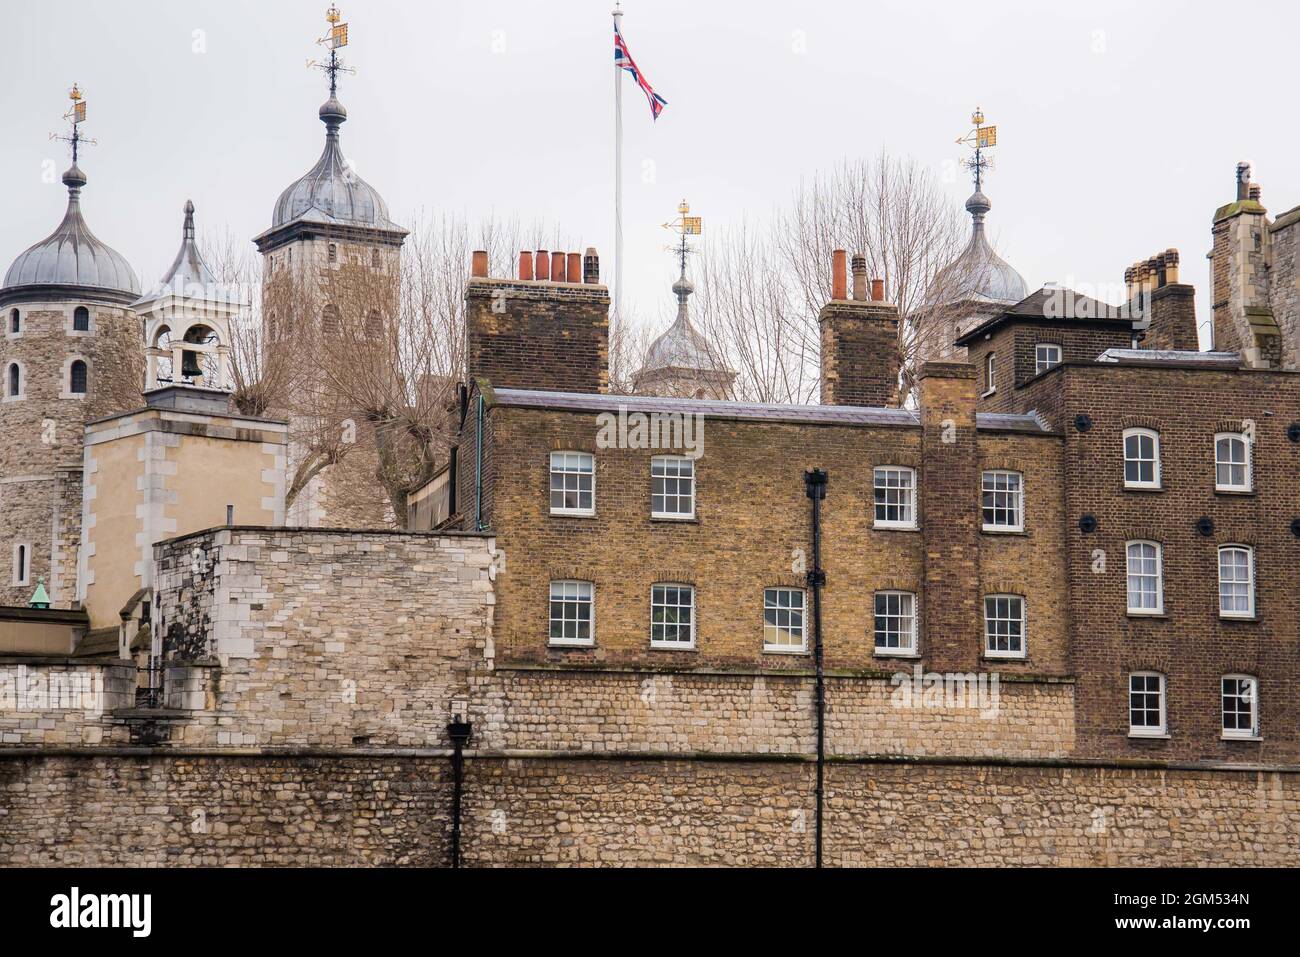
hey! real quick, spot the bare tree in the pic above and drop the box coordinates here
[688,151,969,406]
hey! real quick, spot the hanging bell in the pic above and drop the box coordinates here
[180,349,203,378]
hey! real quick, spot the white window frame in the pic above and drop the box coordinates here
[982,352,997,396]
[1125,540,1164,615]
[983,594,1026,659]
[651,583,696,650]
[1122,428,1161,489]
[872,466,917,530]
[1034,343,1062,375]
[1217,545,1255,619]
[548,580,594,647]
[1221,675,1260,739]
[1214,433,1252,493]
[873,590,918,657]
[763,587,807,654]
[1128,672,1167,737]
[650,455,695,519]
[12,543,31,587]
[981,469,1024,532]
[548,451,595,516]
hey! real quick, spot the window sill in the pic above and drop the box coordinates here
[1122,484,1164,493]
[650,515,697,524]
[547,641,595,650]
[1128,731,1170,740]
[649,644,697,652]
[763,646,809,656]
[1126,611,1167,619]
[1221,734,1263,742]
[874,650,920,660]
[1219,614,1257,623]
[1214,488,1255,497]
[549,510,596,519]
[981,389,996,398]
[983,653,1027,662]
[873,523,919,533]
[980,526,1026,536]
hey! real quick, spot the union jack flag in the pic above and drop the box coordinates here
[615,25,667,121]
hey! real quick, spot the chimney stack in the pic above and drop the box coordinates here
[1135,246,1198,352]
[583,248,600,284]
[831,249,848,301]
[465,245,610,393]
[1236,162,1251,202]
[1212,162,1281,366]
[850,255,868,301]
[471,250,489,279]
[819,251,901,406]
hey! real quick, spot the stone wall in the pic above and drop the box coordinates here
[1,752,1295,867]
[148,527,498,749]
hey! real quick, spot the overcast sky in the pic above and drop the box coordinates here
[5,0,1299,342]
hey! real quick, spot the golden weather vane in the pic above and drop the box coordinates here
[956,107,997,192]
[50,84,96,163]
[662,199,703,280]
[306,4,355,95]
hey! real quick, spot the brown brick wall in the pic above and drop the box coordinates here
[818,301,900,407]
[465,279,610,395]
[1147,284,1200,352]
[480,400,1067,676]
[1054,365,1300,763]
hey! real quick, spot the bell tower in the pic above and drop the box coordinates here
[253,5,407,527]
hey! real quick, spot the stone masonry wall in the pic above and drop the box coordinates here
[2,753,1296,867]
[148,527,498,749]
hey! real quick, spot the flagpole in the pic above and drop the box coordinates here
[612,3,624,327]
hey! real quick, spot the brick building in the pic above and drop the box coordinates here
[448,162,1300,768]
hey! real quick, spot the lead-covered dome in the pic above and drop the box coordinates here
[270,96,399,231]
[2,165,139,303]
[926,189,1027,307]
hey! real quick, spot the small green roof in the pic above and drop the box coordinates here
[29,580,50,609]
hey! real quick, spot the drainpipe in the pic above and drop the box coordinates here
[447,717,472,868]
[474,392,485,531]
[804,468,828,868]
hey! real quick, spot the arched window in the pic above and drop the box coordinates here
[73,306,90,331]
[371,248,381,269]
[1214,433,1252,492]
[327,243,338,264]
[13,543,29,587]
[1126,541,1164,614]
[365,310,382,337]
[268,313,279,342]
[322,304,340,338]
[1217,545,1254,618]
[1123,428,1161,489]
[6,363,20,398]
[69,360,88,395]
[8,309,18,334]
